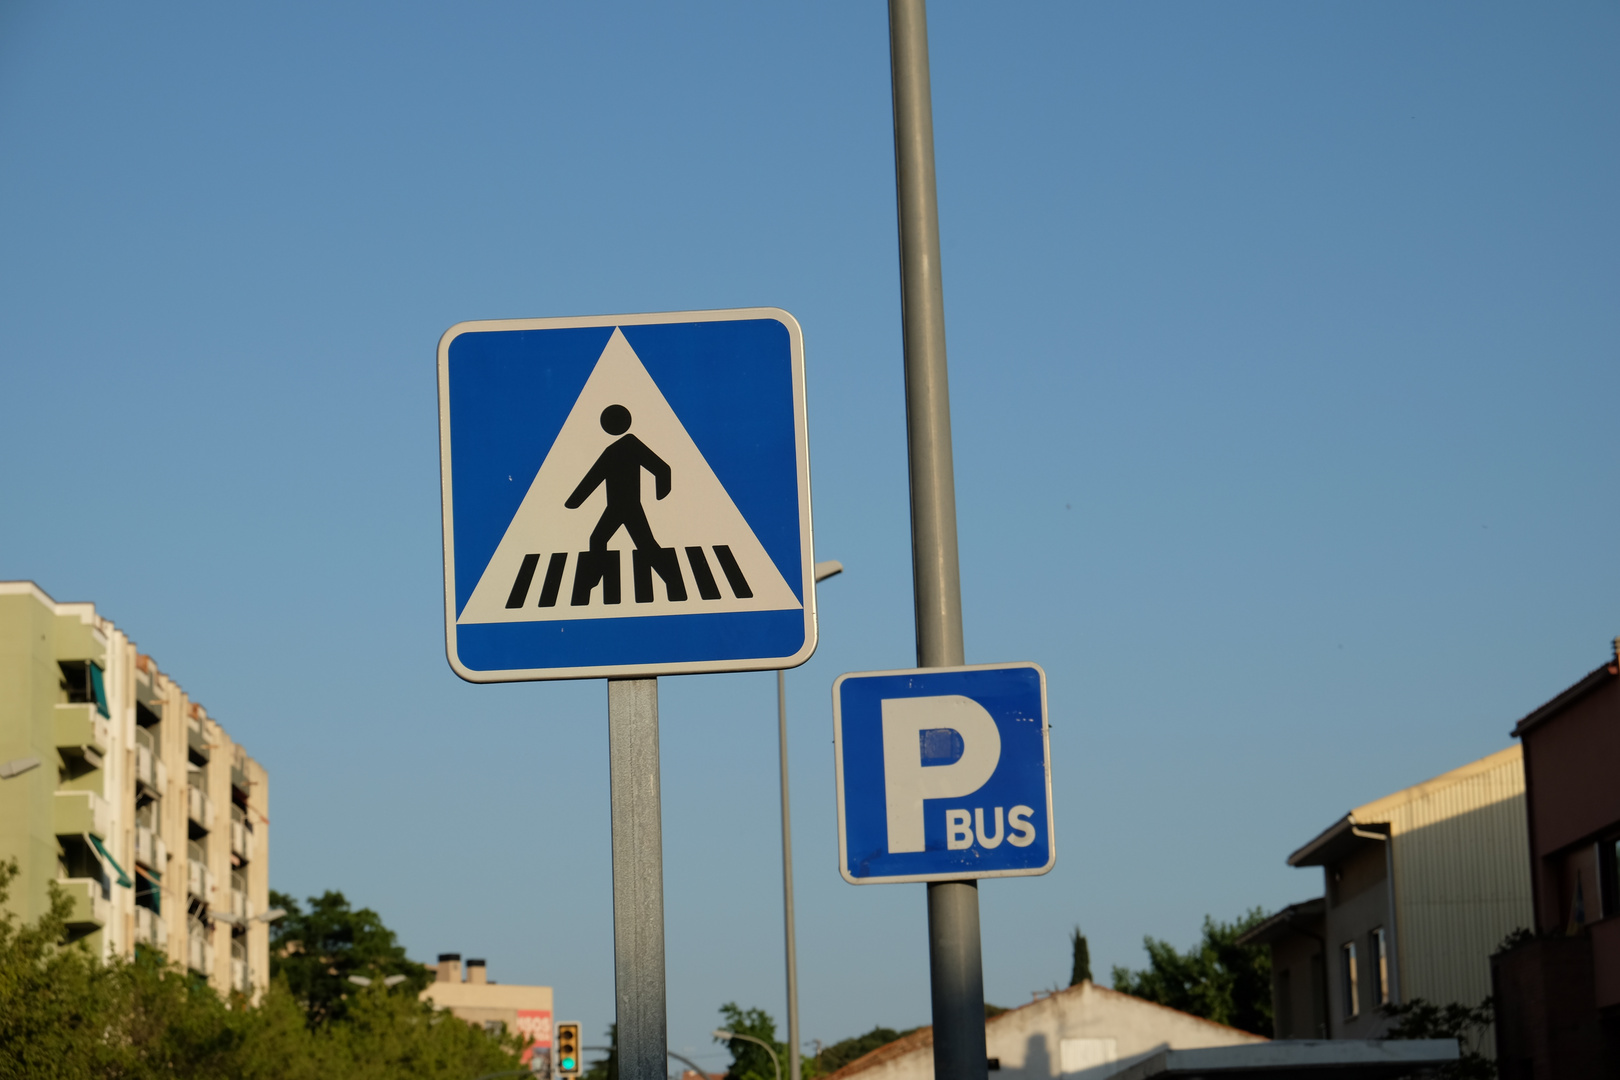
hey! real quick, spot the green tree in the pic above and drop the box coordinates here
[1069,926,1092,985]
[269,888,431,1026]
[717,1004,788,1080]
[0,859,519,1079]
[1382,997,1495,1080]
[1110,908,1272,1036]
[584,1022,618,1080]
[0,859,122,1078]
[808,1026,914,1077]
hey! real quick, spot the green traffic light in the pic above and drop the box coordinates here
[561,1058,577,1071]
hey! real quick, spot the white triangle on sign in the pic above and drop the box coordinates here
[458,328,802,625]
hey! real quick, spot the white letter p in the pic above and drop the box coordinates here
[881,695,1001,854]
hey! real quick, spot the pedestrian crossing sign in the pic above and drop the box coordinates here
[437,308,818,681]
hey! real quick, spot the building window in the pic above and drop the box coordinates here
[1370,928,1389,1006]
[1600,837,1620,920]
[1340,942,1359,1018]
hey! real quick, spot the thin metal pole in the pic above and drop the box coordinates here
[888,4,985,1080]
[778,669,802,1080]
[608,677,667,1080]
[889,0,964,672]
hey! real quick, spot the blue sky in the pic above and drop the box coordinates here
[2,0,1616,1067]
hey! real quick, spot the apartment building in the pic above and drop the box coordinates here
[422,953,554,1069]
[0,581,270,998]
[1240,746,1532,1042]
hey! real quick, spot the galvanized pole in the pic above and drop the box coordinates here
[608,677,667,1080]
[777,670,802,1080]
[887,4,985,1080]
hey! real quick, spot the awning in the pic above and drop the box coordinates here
[88,662,110,719]
[134,864,161,914]
[88,833,133,888]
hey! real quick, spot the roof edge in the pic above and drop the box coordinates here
[1351,744,1522,821]
[1512,662,1618,738]
[1234,898,1326,946]
[1287,814,1354,867]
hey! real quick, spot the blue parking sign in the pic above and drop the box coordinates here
[833,663,1054,884]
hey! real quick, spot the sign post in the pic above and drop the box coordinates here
[885,2,995,1079]
[609,677,665,1080]
[438,309,818,1080]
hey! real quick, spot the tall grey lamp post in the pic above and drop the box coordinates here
[889,4,983,1080]
[779,558,843,1080]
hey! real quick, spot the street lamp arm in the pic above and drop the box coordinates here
[713,1031,780,1080]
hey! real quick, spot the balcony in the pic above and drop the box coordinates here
[135,826,166,870]
[229,867,252,923]
[187,859,213,902]
[230,818,246,860]
[135,906,168,949]
[187,716,210,761]
[230,936,251,993]
[55,703,110,756]
[187,786,215,831]
[54,790,110,839]
[186,929,214,976]
[135,744,153,787]
[57,878,110,928]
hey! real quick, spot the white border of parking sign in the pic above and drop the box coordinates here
[832,662,1054,885]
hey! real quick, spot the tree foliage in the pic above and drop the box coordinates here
[584,1022,618,1080]
[717,1003,788,1080]
[1382,997,1496,1080]
[268,888,431,1026]
[1110,908,1272,1036]
[0,859,519,1080]
[808,1026,914,1077]
[1069,926,1091,986]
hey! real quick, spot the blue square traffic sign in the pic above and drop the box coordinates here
[833,663,1054,884]
[437,309,817,681]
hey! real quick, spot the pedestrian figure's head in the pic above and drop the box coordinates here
[600,404,631,436]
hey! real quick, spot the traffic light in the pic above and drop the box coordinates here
[556,1021,582,1078]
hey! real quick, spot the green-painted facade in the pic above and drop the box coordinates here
[0,586,110,949]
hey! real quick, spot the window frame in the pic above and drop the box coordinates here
[1370,927,1390,1006]
[1340,941,1360,1019]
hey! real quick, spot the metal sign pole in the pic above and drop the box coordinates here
[778,669,803,1080]
[887,3,986,1080]
[608,677,667,1080]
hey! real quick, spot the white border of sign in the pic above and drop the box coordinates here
[831,661,1054,885]
[437,307,817,682]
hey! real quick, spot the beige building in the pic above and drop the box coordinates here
[423,952,554,1065]
[0,581,271,998]
[823,982,1265,1080]
[1242,746,1532,1043]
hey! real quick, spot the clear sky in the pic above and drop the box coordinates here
[2,0,1616,1069]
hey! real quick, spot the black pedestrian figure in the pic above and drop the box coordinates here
[564,405,687,605]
